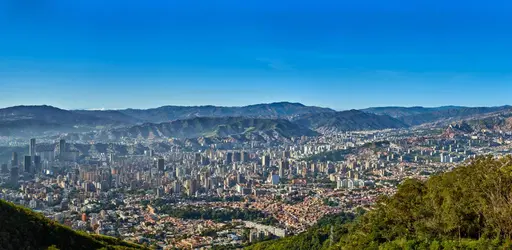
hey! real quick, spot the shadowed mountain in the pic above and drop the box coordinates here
[3,104,511,137]
[363,105,512,126]
[74,110,142,124]
[292,110,408,133]
[0,105,102,124]
[449,111,512,132]
[0,199,145,250]
[362,106,464,118]
[0,103,332,137]
[0,105,127,136]
[101,116,318,141]
[116,102,335,123]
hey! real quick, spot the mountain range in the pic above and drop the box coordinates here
[292,110,408,133]
[363,105,512,126]
[113,102,335,123]
[1,102,511,139]
[94,116,319,141]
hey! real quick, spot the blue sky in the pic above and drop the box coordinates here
[1,0,512,110]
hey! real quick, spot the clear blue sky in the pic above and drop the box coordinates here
[1,0,512,110]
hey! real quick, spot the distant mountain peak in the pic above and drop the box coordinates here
[2,104,65,110]
[267,101,305,106]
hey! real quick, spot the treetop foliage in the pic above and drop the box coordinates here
[0,199,146,250]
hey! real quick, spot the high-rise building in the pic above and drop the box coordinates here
[194,153,201,163]
[262,155,270,167]
[24,156,32,173]
[157,158,165,171]
[226,152,233,165]
[10,167,19,185]
[232,151,241,162]
[11,152,18,166]
[108,153,115,164]
[241,151,249,163]
[29,138,36,161]
[187,179,198,196]
[34,155,41,173]
[173,181,181,194]
[59,139,66,155]
[279,160,288,178]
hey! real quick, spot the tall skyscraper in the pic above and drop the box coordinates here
[187,179,198,196]
[226,152,233,165]
[11,152,18,166]
[241,151,249,163]
[24,156,32,173]
[157,158,165,171]
[34,155,41,174]
[59,139,66,155]
[10,167,19,185]
[29,138,36,162]
[108,153,115,164]
[262,155,270,167]
[279,160,288,178]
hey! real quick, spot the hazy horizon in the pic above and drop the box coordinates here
[1,101,511,111]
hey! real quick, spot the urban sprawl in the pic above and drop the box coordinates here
[1,126,511,249]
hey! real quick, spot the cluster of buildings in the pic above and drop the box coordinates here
[1,126,511,248]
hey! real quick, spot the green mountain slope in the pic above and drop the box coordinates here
[118,102,335,123]
[248,156,512,249]
[362,106,465,118]
[363,106,512,126]
[106,116,318,140]
[0,105,131,137]
[0,199,145,250]
[292,110,408,133]
[0,102,333,137]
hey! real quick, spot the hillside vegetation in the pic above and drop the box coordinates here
[105,116,318,140]
[0,199,145,250]
[293,110,408,133]
[0,102,332,137]
[364,106,512,126]
[118,102,335,123]
[248,155,512,249]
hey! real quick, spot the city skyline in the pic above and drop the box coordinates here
[2,0,512,109]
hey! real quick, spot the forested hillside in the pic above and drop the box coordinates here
[0,200,145,250]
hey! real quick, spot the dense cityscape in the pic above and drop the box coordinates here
[1,103,511,249]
